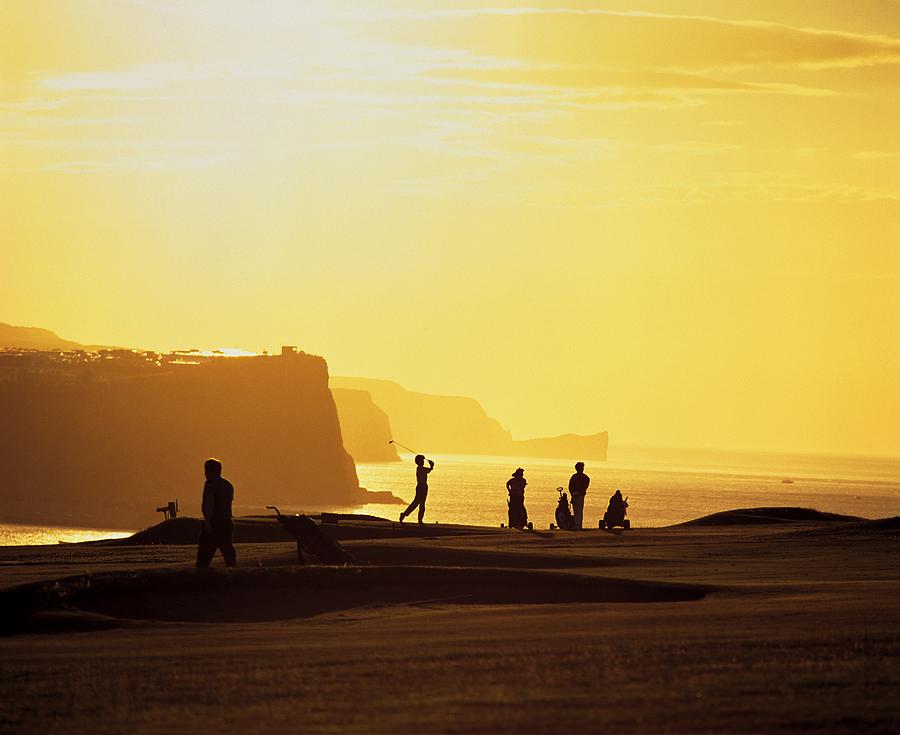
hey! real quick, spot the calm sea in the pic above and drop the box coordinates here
[350,448,900,530]
[2,448,898,545]
[0,524,132,547]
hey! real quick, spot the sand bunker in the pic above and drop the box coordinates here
[2,566,707,632]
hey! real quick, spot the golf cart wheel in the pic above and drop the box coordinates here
[624,520,631,530]
[598,520,605,529]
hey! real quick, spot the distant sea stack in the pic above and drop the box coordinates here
[331,377,608,461]
[0,348,383,529]
[331,388,400,462]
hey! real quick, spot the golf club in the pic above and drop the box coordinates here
[388,439,418,455]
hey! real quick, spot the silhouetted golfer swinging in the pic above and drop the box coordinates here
[195,457,237,567]
[399,454,434,524]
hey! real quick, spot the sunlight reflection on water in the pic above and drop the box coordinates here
[0,524,133,547]
[3,452,897,542]
[348,452,900,529]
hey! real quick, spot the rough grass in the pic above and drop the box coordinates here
[2,514,900,734]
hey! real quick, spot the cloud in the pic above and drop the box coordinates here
[1,152,237,175]
[852,151,900,160]
[0,99,62,111]
[5,2,894,190]
[386,163,900,208]
[427,67,837,98]
[41,63,212,91]
[588,179,900,208]
[369,8,900,71]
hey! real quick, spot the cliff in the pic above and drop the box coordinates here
[0,350,376,529]
[331,377,513,455]
[331,388,400,462]
[331,377,607,461]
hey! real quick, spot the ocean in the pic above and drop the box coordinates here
[0,524,133,547]
[350,447,900,530]
[2,448,898,545]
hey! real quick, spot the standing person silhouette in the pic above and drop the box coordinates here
[506,467,528,529]
[399,454,434,524]
[195,458,237,567]
[568,461,590,530]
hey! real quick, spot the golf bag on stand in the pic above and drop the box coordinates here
[554,487,577,530]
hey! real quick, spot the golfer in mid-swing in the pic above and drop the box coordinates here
[399,454,434,524]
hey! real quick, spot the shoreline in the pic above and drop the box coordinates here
[3,448,898,535]
[0,505,889,547]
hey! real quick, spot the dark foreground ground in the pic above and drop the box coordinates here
[1,510,899,734]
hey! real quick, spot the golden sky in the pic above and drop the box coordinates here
[2,1,899,455]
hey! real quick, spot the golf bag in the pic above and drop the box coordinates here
[555,488,577,530]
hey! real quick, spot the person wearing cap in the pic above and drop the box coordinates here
[568,461,590,530]
[506,467,528,529]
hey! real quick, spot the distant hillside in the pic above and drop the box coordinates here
[332,388,401,462]
[0,322,83,351]
[331,377,608,460]
[331,377,513,455]
[511,432,609,461]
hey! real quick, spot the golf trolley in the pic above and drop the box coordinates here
[599,495,630,530]
[554,487,577,530]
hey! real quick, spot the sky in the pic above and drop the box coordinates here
[2,1,899,456]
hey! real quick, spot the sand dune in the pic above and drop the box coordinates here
[675,506,861,526]
[110,515,500,547]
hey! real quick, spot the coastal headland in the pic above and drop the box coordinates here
[2,508,899,734]
[332,376,609,461]
[0,347,397,529]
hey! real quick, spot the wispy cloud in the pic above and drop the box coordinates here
[387,165,900,208]
[367,7,900,70]
[426,67,837,99]
[4,0,895,214]
[41,63,212,92]
[1,152,238,175]
[852,150,900,160]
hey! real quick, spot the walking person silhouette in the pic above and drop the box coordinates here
[195,457,237,567]
[399,454,434,524]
